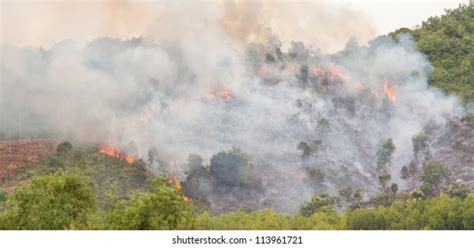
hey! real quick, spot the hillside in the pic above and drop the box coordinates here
[0,139,58,188]
[1,3,474,230]
[0,141,150,209]
[392,4,474,102]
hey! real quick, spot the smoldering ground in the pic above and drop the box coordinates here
[0,1,464,213]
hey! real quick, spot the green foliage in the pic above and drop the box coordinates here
[378,171,391,190]
[401,161,417,180]
[0,140,471,230]
[424,193,463,229]
[412,133,430,160]
[446,180,471,199]
[376,138,396,172]
[101,176,193,230]
[339,186,362,208]
[345,207,387,230]
[461,194,474,229]
[0,189,5,203]
[0,171,96,230]
[198,201,449,230]
[1,170,473,230]
[391,4,474,102]
[299,193,339,217]
[420,161,450,197]
[344,194,474,230]
[194,209,344,230]
[209,148,249,188]
[0,189,6,212]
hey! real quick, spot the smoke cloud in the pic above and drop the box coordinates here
[0,1,464,213]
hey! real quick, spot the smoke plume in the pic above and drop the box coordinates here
[0,1,463,213]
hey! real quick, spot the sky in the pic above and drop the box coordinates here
[345,0,467,34]
[0,0,468,51]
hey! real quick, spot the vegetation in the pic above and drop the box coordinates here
[99,177,193,230]
[1,4,473,230]
[0,131,472,230]
[391,3,474,102]
[0,172,96,230]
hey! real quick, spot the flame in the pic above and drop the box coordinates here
[383,77,397,103]
[99,145,134,164]
[310,66,325,77]
[328,62,349,81]
[219,87,232,100]
[169,176,190,202]
[210,87,233,100]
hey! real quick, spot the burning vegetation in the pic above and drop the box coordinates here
[0,0,471,225]
[99,145,135,164]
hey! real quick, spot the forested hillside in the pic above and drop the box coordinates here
[1,3,473,230]
[392,4,474,102]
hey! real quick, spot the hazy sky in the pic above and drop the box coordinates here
[0,0,468,50]
[345,0,467,34]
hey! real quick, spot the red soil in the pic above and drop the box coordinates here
[0,139,58,183]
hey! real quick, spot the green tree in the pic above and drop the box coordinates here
[0,171,96,230]
[299,193,338,217]
[424,193,463,229]
[420,161,450,197]
[102,176,194,230]
[391,4,474,102]
[376,138,396,172]
[461,194,474,229]
[345,207,386,230]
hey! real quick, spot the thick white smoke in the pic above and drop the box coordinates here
[0,2,464,213]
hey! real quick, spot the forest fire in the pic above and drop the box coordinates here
[99,145,134,164]
[169,176,190,202]
[210,87,233,100]
[328,62,349,81]
[383,77,397,103]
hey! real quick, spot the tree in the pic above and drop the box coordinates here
[420,161,450,197]
[461,194,474,229]
[299,193,338,217]
[102,176,193,230]
[424,193,463,230]
[209,148,249,190]
[378,171,391,192]
[345,207,386,230]
[446,180,471,199]
[57,141,73,156]
[0,171,96,230]
[390,4,474,102]
[339,186,362,208]
[376,138,396,172]
[411,133,430,162]
[401,133,431,189]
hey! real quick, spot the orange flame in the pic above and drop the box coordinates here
[328,62,349,81]
[99,145,134,164]
[169,176,190,202]
[383,77,397,103]
[210,87,233,100]
[219,87,232,100]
